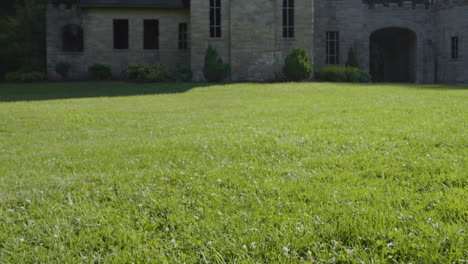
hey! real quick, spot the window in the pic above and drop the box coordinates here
[209,0,221,38]
[283,0,294,38]
[451,36,459,59]
[326,31,340,64]
[113,19,129,49]
[144,20,159,50]
[178,23,188,50]
[62,24,83,52]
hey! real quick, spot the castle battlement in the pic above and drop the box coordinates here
[46,3,81,19]
[369,1,431,10]
[433,0,468,9]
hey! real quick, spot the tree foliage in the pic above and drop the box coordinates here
[0,0,46,80]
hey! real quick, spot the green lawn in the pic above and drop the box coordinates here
[0,82,467,263]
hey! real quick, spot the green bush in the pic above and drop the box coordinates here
[145,65,171,82]
[316,66,347,82]
[126,64,171,82]
[171,67,193,82]
[88,64,112,80]
[5,71,45,82]
[55,61,71,79]
[203,45,230,82]
[283,47,314,81]
[344,67,371,83]
[345,48,360,69]
[316,66,370,83]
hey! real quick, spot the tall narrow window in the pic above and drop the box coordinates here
[209,0,221,38]
[179,23,188,50]
[326,31,340,64]
[144,20,159,50]
[283,0,294,38]
[451,36,459,59]
[114,19,129,49]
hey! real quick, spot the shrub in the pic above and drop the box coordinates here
[171,67,193,82]
[5,71,45,82]
[344,67,371,83]
[316,66,370,83]
[88,64,112,80]
[316,66,347,82]
[345,48,360,69]
[283,47,314,81]
[126,64,171,82]
[55,61,71,79]
[203,45,230,82]
[145,65,171,82]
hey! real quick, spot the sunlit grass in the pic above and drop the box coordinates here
[0,82,467,263]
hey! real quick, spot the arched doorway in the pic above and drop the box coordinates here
[370,27,416,82]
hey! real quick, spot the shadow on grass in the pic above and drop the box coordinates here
[369,83,468,90]
[0,82,212,102]
[0,81,466,102]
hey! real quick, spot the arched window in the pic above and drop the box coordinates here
[62,24,83,52]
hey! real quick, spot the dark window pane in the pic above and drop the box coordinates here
[210,27,215,38]
[282,0,294,38]
[144,20,159,50]
[114,19,129,49]
[179,22,188,50]
[209,0,221,38]
[62,24,84,52]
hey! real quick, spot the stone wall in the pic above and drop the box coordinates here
[314,0,435,83]
[47,4,190,80]
[434,4,468,84]
[46,1,468,83]
[190,0,314,81]
[46,4,86,80]
[190,0,231,81]
[230,0,314,81]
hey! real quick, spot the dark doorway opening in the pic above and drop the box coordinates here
[370,27,416,82]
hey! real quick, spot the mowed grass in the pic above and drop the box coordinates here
[0,82,467,263]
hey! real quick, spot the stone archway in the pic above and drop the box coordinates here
[370,27,417,82]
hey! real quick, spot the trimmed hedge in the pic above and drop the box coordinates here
[126,64,171,82]
[283,47,314,81]
[5,71,45,82]
[126,64,193,82]
[88,64,112,80]
[316,66,370,83]
[171,67,193,82]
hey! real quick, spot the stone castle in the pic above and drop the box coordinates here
[46,0,468,83]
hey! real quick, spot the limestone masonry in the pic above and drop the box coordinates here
[47,0,468,83]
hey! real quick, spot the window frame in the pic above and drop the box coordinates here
[326,31,340,65]
[178,23,188,50]
[282,0,294,38]
[209,0,221,38]
[451,36,459,60]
